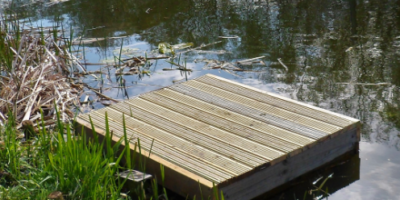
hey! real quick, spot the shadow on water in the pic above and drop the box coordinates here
[3,0,400,199]
[255,151,361,200]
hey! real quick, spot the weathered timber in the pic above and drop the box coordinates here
[76,74,360,199]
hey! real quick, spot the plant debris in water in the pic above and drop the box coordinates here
[0,23,81,128]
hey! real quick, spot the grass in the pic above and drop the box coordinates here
[0,109,128,199]
[0,109,225,199]
[0,15,20,74]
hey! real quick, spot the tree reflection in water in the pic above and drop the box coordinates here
[6,0,400,199]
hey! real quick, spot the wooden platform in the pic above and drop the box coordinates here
[76,74,360,199]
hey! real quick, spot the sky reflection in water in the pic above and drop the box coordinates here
[6,0,400,199]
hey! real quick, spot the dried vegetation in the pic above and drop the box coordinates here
[0,22,81,128]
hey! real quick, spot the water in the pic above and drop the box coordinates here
[4,0,400,199]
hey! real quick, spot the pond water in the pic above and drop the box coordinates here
[4,0,400,199]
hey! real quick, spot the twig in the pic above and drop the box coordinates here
[22,63,45,121]
[180,41,222,54]
[0,112,6,121]
[0,75,10,81]
[223,69,244,78]
[65,50,98,79]
[165,60,192,71]
[218,35,239,39]
[193,50,228,54]
[9,47,24,61]
[82,63,109,65]
[16,93,33,104]
[277,58,289,72]
[12,35,25,72]
[84,85,119,103]
[44,46,58,63]
[237,56,266,64]
[0,98,13,104]
[22,87,43,122]
[15,65,33,109]
[146,56,170,60]
[335,82,391,86]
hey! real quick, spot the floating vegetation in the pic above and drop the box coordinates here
[112,47,140,56]
[72,36,127,45]
[45,0,71,7]
[218,35,240,39]
[179,41,222,54]
[237,56,266,65]
[72,37,106,45]
[193,49,228,54]
[158,42,174,54]
[277,58,289,72]
[158,42,194,54]
[198,56,268,73]
[172,42,194,50]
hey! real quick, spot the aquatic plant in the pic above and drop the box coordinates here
[0,109,225,199]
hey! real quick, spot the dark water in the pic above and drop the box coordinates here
[5,0,400,199]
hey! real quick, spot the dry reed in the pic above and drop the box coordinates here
[0,27,80,128]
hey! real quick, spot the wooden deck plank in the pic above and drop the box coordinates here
[196,74,356,127]
[219,126,359,200]
[85,108,252,175]
[82,113,230,181]
[152,88,315,146]
[118,99,283,159]
[109,102,272,167]
[76,117,216,197]
[184,80,342,134]
[76,74,360,199]
[141,91,304,152]
[80,114,228,182]
[81,111,234,182]
[170,84,328,140]
[124,98,284,159]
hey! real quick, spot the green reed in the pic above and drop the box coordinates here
[0,110,128,199]
[0,109,225,199]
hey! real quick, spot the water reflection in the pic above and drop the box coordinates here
[5,0,400,198]
[257,151,360,200]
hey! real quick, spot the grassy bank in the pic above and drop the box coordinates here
[0,111,131,199]
[0,110,228,199]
